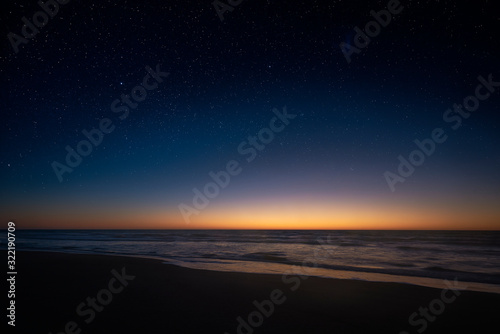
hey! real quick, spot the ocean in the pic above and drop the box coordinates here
[15,230,500,293]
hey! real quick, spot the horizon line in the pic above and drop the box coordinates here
[15,228,500,231]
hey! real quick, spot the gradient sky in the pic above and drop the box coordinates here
[1,0,499,229]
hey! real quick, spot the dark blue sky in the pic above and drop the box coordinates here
[1,0,499,229]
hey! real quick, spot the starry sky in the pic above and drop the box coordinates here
[1,0,499,229]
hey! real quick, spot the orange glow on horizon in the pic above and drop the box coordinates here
[12,198,500,230]
[189,200,500,230]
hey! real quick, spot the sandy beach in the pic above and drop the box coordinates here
[9,250,499,334]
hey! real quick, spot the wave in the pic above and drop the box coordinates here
[15,230,500,286]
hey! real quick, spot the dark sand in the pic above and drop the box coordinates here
[9,251,500,334]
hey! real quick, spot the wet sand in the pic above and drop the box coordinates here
[10,251,500,334]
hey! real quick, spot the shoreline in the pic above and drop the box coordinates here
[17,248,500,294]
[10,250,500,333]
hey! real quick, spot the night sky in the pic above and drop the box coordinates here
[1,0,499,229]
